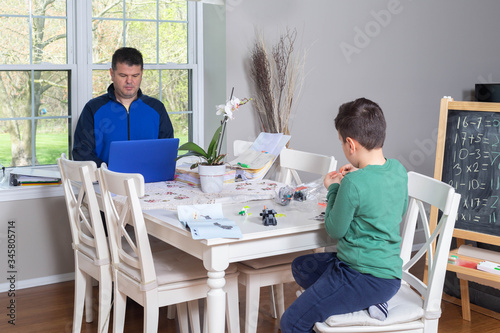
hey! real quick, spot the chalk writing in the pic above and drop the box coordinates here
[442,110,500,236]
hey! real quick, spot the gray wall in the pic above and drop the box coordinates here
[0,196,74,290]
[224,0,500,177]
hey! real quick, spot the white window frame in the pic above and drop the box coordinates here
[73,1,204,150]
[0,1,205,198]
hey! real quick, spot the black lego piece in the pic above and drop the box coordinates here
[260,207,277,226]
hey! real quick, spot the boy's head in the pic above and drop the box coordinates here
[335,98,386,150]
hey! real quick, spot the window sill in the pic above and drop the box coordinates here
[0,166,64,202]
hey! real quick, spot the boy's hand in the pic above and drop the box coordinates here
[339,163,358,176]
[324,171,343,189]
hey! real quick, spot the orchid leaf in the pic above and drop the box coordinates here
[177,142,208,159]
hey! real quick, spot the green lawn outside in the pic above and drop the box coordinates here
[0,133,189,167]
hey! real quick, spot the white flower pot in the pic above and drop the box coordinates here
[198,164,226,193]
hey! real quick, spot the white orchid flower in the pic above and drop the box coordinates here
[216,104,226,116]
[224,104,234,120]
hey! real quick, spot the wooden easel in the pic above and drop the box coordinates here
[431,97,500,321]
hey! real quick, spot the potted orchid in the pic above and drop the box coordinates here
[176,90,251,192]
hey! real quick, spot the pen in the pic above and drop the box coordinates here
[238,162,249,168]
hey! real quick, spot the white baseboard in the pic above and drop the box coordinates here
[0,272,75,293]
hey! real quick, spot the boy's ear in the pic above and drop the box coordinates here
[345,137,357,153]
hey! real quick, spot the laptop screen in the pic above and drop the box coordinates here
[107,138,179,183]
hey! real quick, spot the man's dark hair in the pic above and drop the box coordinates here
[112,47,144,70]
[335,97,386,150]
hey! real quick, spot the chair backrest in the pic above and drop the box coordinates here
[400,171,460,321]
[57,153,109,264]
[98,163,157,289]
[278,148,337,185]
[233,140,253,157]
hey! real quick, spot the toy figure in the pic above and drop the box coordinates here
[260,207,277,226]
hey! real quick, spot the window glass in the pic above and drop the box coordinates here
[32,0,66,17]
[127,21,159,63]
[159,22,188,64]
[92,70,111,98]
[92,0,123,18]
[33,18,67,65]
[0,70,69,167]
[35,118,70,165]
[0,1,70,167]
[0,0,28,15]
[0,17,30,64]
[0,0,197,168]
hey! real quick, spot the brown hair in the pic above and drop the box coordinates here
[335,98,386,150]
[112,47,144,71]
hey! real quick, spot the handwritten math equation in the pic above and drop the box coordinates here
[444,112,500,229]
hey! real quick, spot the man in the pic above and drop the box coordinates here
[72,47,174,166]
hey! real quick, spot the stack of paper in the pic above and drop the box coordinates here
[175,164,236,186]
[9,167,61,186]
[229,132,291,181]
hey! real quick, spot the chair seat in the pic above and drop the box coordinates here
[320,284,424,328]
[119,248,238,285]
[238,250,315,270]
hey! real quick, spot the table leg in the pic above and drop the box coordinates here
[204,246,229,333]
[207,270,227,333]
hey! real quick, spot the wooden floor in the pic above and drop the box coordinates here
[1,280,500,333]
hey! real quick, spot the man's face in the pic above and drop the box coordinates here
[110,62,143,102]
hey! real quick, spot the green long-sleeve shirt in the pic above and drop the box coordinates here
[325,159,408,279]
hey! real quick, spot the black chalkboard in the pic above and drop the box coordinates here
[435,99,500,238]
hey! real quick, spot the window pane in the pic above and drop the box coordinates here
[126,0,156,20]
[33,18,67,64]
[0,17,30,64]
[92,70,111,98]
[127,21,158,63]
[159,0,187,21]
[1,0,29,15]
[32,0,66,17]
[160,70,189,112]
[39,71,70,117]
[0,121,13,167]
[92,0,123,19]
[159,22,187,64]
[0,120,31,167]
[0,71,70,167]
[142,70,160,98]
[35,118,69,165]
[0,71,31,118]
[170,113,191,145]
[92,19,124,63]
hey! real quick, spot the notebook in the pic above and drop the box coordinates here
[108,138,179,183]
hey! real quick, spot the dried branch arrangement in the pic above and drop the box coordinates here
[250,27,305,136]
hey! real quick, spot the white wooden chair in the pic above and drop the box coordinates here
[234,143,337,333]
[98,163,240,333]
[278,147,338,185]
[57,153,112,333]
[314,171,461,333]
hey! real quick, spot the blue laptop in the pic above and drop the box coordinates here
[107,138,179,183]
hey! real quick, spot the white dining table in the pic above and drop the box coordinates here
[143,198,335,333]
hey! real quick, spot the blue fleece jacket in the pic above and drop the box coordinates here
[72,84,174,166]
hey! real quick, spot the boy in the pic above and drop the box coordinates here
[280,98,408,333]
